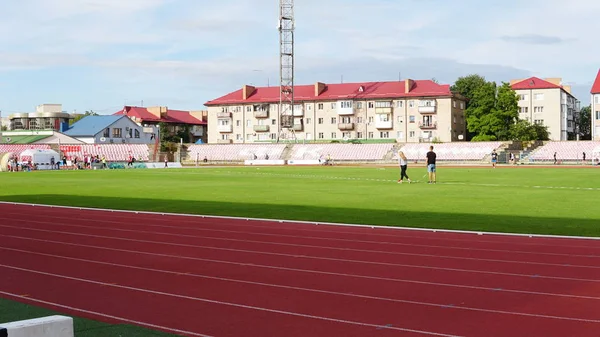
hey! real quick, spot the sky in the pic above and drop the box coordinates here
[0,0,598,116]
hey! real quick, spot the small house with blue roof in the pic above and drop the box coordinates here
[63,115,157,144]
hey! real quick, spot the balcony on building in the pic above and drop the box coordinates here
[418,100,437,114]
[338,123,355,130]
[253,125,270,132]
[418,121,437,129]
[337,101,355,115]
[218,124,233,133]
[293,104,304,117]
[217,111,232,118]
[292,123,303,131]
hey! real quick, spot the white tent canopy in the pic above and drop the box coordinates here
[18,148,60,170]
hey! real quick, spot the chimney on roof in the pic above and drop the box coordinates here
[147,106,168,119]
[315,82,326,96]
[242,85,256,100]
[405,79,415,93]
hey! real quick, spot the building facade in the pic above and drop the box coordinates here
[64,115,157,144]
[114,106,207,143]
[205,79,467,144]
[591,70,600,141]
[8,104,73,131]
[511,77,580,141]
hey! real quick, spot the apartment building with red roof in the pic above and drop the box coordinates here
[591,69,600,140]
[204,79,467,144]
[114,105,208,143]
[510,77,580,141]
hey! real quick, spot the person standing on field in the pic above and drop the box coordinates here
[426,146,437,184]
[491,150,498,168]
[397,151,411,184]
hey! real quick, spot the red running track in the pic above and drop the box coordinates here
[1,202,600,337]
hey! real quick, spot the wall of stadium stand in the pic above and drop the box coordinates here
[2,141,599,168]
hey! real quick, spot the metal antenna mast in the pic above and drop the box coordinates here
[278,0,296,142]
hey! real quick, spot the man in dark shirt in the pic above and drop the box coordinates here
[426,146,436,184]
[491,150,498,168]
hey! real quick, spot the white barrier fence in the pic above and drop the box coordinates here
[244,160,286,166]
[0,316,73,337]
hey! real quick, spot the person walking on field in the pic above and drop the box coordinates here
[397,151,411,184]
[426,145,437,184]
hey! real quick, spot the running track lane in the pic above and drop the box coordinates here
[1,203,600,336]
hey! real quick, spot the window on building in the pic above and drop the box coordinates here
[409,101,414,108]
[567,121,572,128]
[246,119,251,127]
[453,101,456,108]
[340,101,352,108]
[378,114,390,122]
[368,132,374,139]
[534,93,544,100]
[396,131,404,139]
[409,131,415,138]
[236,120,241,127]
[246,134,252,140]
[356,117,363,123]
[331,117,337,124]
[318,132,324,139]
[331,102,336,109]
[221,134,229,140]
[134,130,140,138]
[357,132,363,138]
[236,134,242,140]
[397,116,403,122]
[331,132,337,139]
[112,128,122,138]
[534,119,544,125]
[306,104,312,111]
[368,116,374,123]
[380,131,389,138]
[306,118,312,124]
[103,128,110,138]
[460,102,465,109]
[342,131,351,138]
[534,106,544,113]
[341,116,351,123]
[318,103,324,110]
[246,106,252,112]
[271,119,277,125]
[596,111,600,120]
[521,107,529,113]
[396,101,403,108]
[409,116,415,123]
[232,106,241,113]
[355,102,363,109]
[368,102,374,108]
[595,96,599,104]
[375,101,392,108]
[318,118,323,124]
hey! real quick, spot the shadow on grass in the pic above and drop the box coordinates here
[2,194,599,238]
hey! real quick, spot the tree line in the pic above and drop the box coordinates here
[450,74,591,141]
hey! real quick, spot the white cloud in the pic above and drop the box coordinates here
[0,0,598,112]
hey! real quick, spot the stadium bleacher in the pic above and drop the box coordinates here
[288,143,394,161]
[398,142,503,161]
[59,144,150,161]
[527,141,600,162]
[187,144,287,161]
[0,144,51,156]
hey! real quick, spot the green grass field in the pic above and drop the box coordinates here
[1,165,599,336]
[1,165,599,236]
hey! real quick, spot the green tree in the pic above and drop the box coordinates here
[70,110,98,125]
[494,82,520,140]
[465,81,497,140]
[451,74,490,140]
[577,105,592,140]
[509,120,550,141]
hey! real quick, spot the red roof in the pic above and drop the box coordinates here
[205,80,454,106]
[591,69,600,94]
[510,77,562,90]
[114,106,206,125]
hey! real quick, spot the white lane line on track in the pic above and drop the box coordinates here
[3,246,600,305]
[2,201,600,245]
[2,223,599,270]
[2,234,600,290]
[3,210,598,259]
[0,290,214,337]
[0,263,464,337]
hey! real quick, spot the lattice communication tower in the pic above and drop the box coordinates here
[278,0,295,142]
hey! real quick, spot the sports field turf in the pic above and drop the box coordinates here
[1,165,599,237]
[0,165,599,336]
